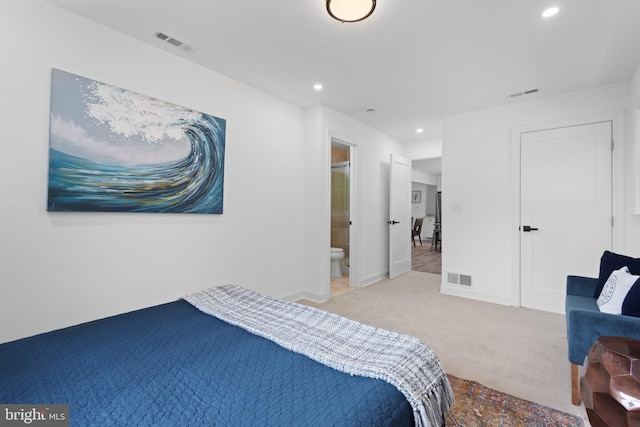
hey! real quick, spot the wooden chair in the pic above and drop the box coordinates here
[431,223,441,251]
[412,218,423,246]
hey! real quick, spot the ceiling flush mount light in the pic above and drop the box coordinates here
[541,7,559,18]
[327,0,376,23]
[416,128,424,134]
[313,83,323,91]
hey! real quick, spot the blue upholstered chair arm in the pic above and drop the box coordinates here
[565,266,640,405]
[566,307,640,365]
[566,275,597,297]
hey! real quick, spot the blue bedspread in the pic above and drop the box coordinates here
[0,300,413,426]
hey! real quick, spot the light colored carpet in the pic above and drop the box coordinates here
[301,271,589,424]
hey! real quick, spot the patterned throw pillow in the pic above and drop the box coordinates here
[597,266,640,314]
[595,251,640,298]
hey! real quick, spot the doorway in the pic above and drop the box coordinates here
[410,157,442,275]
[330,142,352,297]
[519,121,612,313]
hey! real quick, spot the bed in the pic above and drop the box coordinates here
[0,285,452,426]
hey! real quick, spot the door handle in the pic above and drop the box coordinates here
[522,225,539,232]
[387,220,400,225]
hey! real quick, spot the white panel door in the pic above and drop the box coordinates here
[520,122,612,313]
[389,154,412,279]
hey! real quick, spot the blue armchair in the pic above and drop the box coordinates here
[565,275,640,405]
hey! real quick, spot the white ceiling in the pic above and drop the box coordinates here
[45,0,640,144]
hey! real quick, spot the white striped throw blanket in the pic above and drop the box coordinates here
[183,284,454,427]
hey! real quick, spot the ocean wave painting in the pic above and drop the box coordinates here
[47,69,226,214]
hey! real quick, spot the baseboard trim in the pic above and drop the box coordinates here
[360,270,389,287]
[440,283,513,307]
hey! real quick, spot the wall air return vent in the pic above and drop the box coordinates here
[447,272,472,287]
[151,30,196,53]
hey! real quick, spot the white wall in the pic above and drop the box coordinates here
[411,170,439,186]
[441,82,634,306]
[0,1,409,343]
[0,1,307,343]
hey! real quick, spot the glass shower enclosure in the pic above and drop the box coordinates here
[331,160,350,273]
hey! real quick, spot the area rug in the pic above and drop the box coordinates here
[445,375,584,427]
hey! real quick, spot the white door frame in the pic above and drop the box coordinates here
[509,112,626,308]
[328,130,360,289]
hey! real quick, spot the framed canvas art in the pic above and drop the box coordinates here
[47,69,226,214]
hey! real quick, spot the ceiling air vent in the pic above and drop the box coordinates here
[508,88,539,99]
[152,30,196,53]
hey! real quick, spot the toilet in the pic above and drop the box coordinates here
[330,247,344,278]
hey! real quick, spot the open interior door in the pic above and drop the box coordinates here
[389,154,412,278]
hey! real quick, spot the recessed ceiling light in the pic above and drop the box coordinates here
[313,83,323,91]
[541,7,559,18]
[416,128,424,134]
